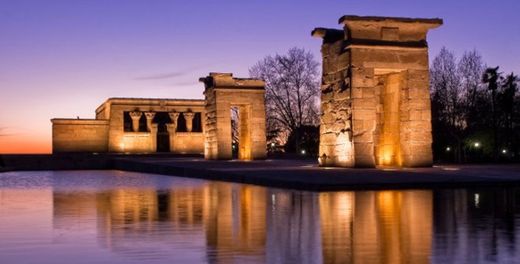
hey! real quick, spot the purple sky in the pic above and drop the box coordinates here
[1,0,519,153]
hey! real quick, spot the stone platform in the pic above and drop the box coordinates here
[1,154,520,191]
[112,157,520,191]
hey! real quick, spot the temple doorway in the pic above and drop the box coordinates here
[154,112,171,152]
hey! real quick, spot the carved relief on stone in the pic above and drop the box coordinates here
[183,111,195,132]
[144,112,156,132]
[129,111,142,132]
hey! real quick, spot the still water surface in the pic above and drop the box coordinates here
[0,170,519,264]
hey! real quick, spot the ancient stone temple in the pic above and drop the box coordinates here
[51,73,267,160]
[313,15,442,167]
[52,98,205,154]
[201,73,267,160]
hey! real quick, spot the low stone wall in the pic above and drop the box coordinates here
[51,119,109,153]
[122,132,156,153]
[171,132,204,154]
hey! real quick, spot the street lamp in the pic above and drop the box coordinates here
[474,142,480,148]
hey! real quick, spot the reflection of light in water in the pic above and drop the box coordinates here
[442,167,460,171]
[474,193,480,208]
[271,193,277,212]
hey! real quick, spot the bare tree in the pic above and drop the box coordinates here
[249,47,320,149]
[431,47,465,161]
[458,50,485,114]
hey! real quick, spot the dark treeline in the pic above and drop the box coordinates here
[430,47,519,163]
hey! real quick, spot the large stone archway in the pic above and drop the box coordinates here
[313,15,442,167]
[201,73,267,160]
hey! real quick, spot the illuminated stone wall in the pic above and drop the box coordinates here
[313,15,442,167]
[99,98,205,153]
[201,73,266,160]
[51,119,109,153]
[52,98,205,153]
[170,132,204,154]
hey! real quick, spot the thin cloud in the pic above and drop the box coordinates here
[0,127,20,137]
[134,65,213,81]
[171,81,198,87]
[134,71,187,80]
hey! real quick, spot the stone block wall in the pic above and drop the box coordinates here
[51,119,109,153]
[313,15,442,167]
[121,131,157,153]
[52,98,206,154]
[97,98,205,153]
[171,132,204,154]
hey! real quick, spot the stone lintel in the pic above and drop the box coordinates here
[339,15,442,45]
[51,119,109,125]
[199,72,265,90]
[339,15,443,26]
[95,98,205,115]
[345,43,428,51]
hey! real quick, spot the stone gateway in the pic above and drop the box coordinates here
[201,73,267,160]
[313,15,442,167]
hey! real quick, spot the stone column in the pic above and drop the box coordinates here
[167,112,180,133]
[150,123,158,152]
[183,112,195,132]
[167,112,180,152]
[129,111,142,132]
[144,112,156,132]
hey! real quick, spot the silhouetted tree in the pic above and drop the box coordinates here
[499,73,518,153]
[249,47,320,152]
[284,125,319,157]
[430,47,519,163]
[430,47,465,162]
[483,66,501,160]
[458,50,486,127]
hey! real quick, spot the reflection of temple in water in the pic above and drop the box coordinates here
[433,188,520,263]
[49,184,435,263]
[319,191,433,264]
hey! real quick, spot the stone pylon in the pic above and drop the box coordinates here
[313,15,442,167]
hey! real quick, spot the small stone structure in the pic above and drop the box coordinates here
[313,15,442,167]
[52,98,205,154]
[201,73,267,160]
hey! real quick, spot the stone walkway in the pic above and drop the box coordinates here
[112,157,520,191]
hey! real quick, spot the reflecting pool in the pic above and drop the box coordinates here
[0,170,519,263]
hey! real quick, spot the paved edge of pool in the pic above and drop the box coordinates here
[1,154,520,192]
